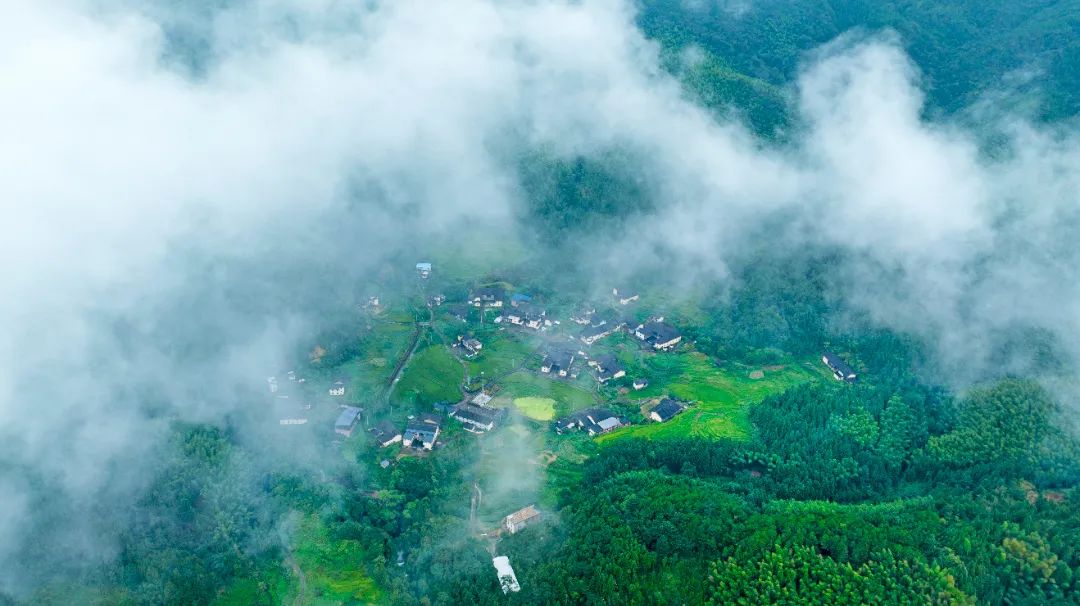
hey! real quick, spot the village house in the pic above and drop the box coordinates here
[328,378,347,397]
[451,402,503,433]
[267,376,278,393]
[540,350,576,378]
[579,319,624,345]
[463,338,482,357]
[634,318,683,351]
[334,406,363,437]
[415,262,432,278]
[612,286,640,305]
[510,293,533,307]
[493,556,521,594]
[505,303,546,330]
[370,420,402,447]
[455,335,483,358]
[470,286,505,308]
[429,293,446,306]
[589,354,626,384]
[570,305,596,325]
[633,378,649,390]
[402,413,442,450]
[503,504,541,534]
[823,352,858,382]
[649,398,686,423]
[554,407,624,436]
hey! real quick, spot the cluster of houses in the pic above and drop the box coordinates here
[275,269,865,466]
[553,407,626,436]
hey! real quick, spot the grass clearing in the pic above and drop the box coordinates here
[465,333,537,379]
[500,371,596,414]
[391,342,463,405]
[597,353,823,444]
[513,396,557,420]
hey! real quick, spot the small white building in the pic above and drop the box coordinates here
[416,262,432,278]
[503,505,541,534]
[493,556,521,594]
[328,379,347,397]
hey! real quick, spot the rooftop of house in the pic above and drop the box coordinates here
[335,406,362,428]
[556,407,619,430]
[592,354,622,373]
[371,420,400,440]
[405,413,442,434]
[823,352,856,376]
[639,320,680,343]
[544,350,575,369]
[581,322,617,339]
[505,504,540,525]
[453,403,500,425]
[651,398,685,421]
[473,286,505,299]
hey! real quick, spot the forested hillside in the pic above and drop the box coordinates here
[637,0,1080,125]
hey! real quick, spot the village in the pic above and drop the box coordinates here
[262,261,858,593]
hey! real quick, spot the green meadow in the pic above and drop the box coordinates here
[597,352,823,443]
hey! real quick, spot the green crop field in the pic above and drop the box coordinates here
[597,353,823,444]
[391,342,464,405]
[500,371,596,414]
[513,396,557,420]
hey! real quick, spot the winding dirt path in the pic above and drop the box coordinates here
[279,516,308,606]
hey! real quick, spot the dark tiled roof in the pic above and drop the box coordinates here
[823,352,857,381]
[452,403,499,426]
[639,320,680,344]
[335,406,362,428]
[544,350,575,369]
[371,420,400,440]
[651,398,685,421]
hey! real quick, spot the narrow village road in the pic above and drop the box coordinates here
[382,304,433,401]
